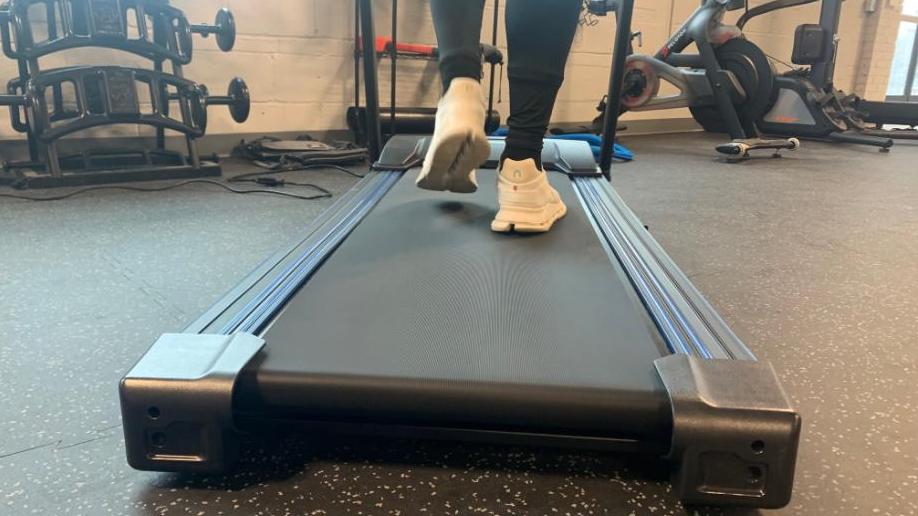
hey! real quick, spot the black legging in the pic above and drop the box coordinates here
[430,0,582,165]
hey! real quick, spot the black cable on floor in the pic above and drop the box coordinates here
[232,163,366,181]
[231,176,333,197]
[0,178,333,202]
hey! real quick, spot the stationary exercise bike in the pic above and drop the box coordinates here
[740,0,916,149]
[588,0,799,160]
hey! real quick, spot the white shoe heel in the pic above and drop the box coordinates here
[491,158,568,233]
[416,78,489,193]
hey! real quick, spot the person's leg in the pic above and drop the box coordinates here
[417,0,491,193]
[492,0,581,233]
[502,0,582,168]
[430,0,485,91]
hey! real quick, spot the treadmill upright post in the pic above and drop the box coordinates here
[359,0,383,161]
[599,0,634,178]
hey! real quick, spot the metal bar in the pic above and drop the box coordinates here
[154,60,166,150]
[574,176,756,361]
[16,57,39,161]
[46,4,65,119]
[46,141,61,177]
[390,0,397,137]
[599,0,634,177]
[354,0,361,111]
[655,3,702,60]
[811,0,843,89]
[187,137,201,168]
[736,0,819,30]
[359,0,383,161]
[696,36,749,140]
[486,0,500,131]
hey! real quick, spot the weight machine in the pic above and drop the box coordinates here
[588,0,800,161]
[0,0,250,188]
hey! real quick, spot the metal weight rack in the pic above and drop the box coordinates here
[349,0,503,161]
[0,0,250,188]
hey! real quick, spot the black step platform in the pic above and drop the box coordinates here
[120,136,800,508]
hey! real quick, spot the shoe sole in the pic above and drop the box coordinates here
[491,201,568,233]
[416,131,490,193]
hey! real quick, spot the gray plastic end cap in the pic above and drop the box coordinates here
[654,354,801,508]
[120,332,265,473]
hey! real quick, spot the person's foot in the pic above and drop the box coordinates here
[491,158,567,233]
[416,78,491,193]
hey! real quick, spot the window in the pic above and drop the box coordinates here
[886,4,918,101]
[886,22,916,99]
[904,0,918,18]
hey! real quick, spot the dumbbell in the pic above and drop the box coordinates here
[0,93,30,107]
[0,91,56,133]
[191,8,236,52]
[206,77,250,123]
[190,77,251,131]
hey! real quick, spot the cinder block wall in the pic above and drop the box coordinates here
[0,0,902,141]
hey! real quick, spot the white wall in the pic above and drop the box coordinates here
[0,0,899,141]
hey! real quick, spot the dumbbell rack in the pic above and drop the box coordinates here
[0,0,250,188]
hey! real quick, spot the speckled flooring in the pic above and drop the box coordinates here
[1,133,916,515]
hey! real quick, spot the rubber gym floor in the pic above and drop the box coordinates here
[1,132,916,516]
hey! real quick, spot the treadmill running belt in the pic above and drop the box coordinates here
[245,169,671,437]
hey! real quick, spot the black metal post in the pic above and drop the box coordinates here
[359,0,383,161]
[811,0,843,90]
[354,0,361,110]
[599,0,634,179]
[697,36,749,140]
[17,58,39,161]
[390,0,397,136]
[487,0,500,131]
[154,59,166,150]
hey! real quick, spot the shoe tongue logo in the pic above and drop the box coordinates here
[513,169,522,180]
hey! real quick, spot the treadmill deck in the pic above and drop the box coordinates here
[244,169,671,437]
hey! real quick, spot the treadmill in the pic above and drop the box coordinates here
[119,0,800,508]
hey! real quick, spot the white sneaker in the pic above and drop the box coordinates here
[491,158,568,233]
[416,78,491,193]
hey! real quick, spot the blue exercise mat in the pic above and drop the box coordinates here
[491,128,634,162]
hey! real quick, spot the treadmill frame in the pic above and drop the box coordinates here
[120,0,800,508]
[121,137,800,509]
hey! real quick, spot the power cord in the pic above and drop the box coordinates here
[765,52,800,73]
[0,178,333,202]
[233,176,333,196]
[232,163,365,181]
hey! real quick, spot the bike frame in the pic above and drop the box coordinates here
[627,0,751,139]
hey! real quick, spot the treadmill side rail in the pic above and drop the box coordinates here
[120,333,265,472]
[654,354,801,508]
[575,177,756,360]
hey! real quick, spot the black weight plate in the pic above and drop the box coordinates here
[191,86,208,132]
[215,9,236,52]
[228,77,250,123]
[175,15,193,59]
[690,38,775,134]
